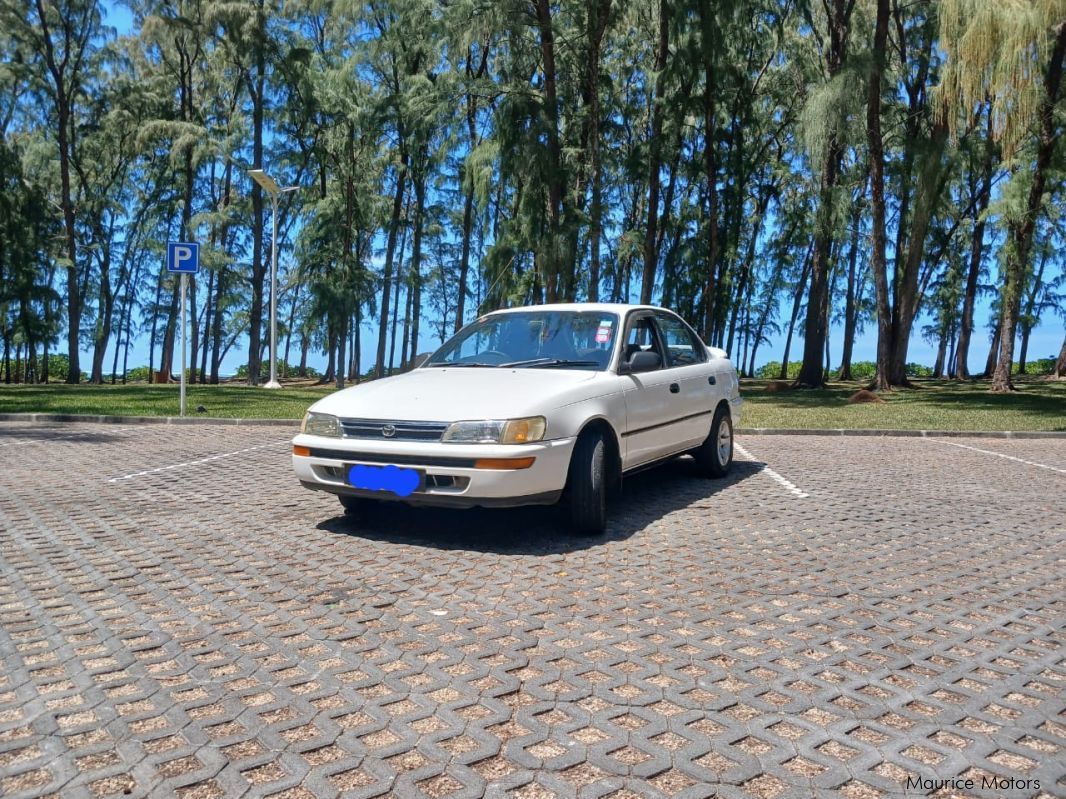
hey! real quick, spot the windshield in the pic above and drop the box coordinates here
[424,310,619,370]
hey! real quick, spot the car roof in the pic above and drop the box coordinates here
[484,302,661,316]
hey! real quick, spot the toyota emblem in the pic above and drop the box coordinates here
[381,424,397,438]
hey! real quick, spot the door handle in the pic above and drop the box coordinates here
[669,382,680,394]
[708,375,716,385]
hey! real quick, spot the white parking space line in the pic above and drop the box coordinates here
[930,439,1066,476]
[734,442,810,498]
[108,440,291,483]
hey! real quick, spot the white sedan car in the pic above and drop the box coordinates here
[292,303,742,533]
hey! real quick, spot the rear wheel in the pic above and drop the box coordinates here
[693,406,733,478]
[565,431,608,535]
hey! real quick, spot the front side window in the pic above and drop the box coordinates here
[621,316,663,368]
[654,313,705,366]
[424,311,619,370]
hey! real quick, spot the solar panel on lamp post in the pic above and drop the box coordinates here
[248,169,298,389]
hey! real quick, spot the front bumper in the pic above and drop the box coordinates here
[291,433,576,508]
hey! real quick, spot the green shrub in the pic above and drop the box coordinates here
[843,361,876,379]
[1014,358,1055,375]
[3,353,86,382]
[235,359,320,380]
[125,366,152,382]
[754,360,802,379]
[905,362,933,378]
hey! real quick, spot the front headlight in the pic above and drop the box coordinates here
[442,416,546,444]
[301,411,341,437]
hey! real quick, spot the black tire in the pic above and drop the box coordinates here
[693,405,733,478]
[565,431,608,535]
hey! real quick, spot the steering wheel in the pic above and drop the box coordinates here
[461,350,510,365]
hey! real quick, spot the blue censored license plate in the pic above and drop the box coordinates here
[346,464,424,497]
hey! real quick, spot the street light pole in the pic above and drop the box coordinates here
[267,190,281,389]
[248,169,298,389]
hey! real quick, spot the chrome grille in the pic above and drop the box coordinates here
[339,418,448,442]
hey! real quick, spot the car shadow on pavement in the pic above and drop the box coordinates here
[316,456,763,555]
[0,425,128,443]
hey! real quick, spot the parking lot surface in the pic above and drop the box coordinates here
[0,421,1063,799]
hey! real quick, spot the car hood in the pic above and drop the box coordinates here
[309,367,605,422]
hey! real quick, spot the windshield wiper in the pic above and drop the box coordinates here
[499,358,600,369]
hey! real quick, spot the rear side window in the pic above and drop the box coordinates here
[654,313,705,366]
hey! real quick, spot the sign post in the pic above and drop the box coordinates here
[167,242,200,417]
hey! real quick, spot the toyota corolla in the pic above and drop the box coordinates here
[291,303,742,533]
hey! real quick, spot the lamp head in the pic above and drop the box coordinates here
[248,168,281,196]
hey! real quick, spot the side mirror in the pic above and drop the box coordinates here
[620,350,661,374]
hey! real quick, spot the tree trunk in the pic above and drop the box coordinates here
[455,183,475,330]
[454,43,487,331]
[33,0,84,384]
[200,268,214,382]
[992,23,1065,391]
[865,0,892,390]
[400,277,412,370]
[1017,246,1049,375]
[1054,335,1066,378]
[282,283,298,378]
[887,116,949,385]
[585,0,610,302]
[933,334,947,378]
[354,305,362,381]
[210,267,226,384]
[983,321,1000,378]
[408,173,426,367]
[795,138,843,387]
[334,315,347,389]
[246,2,267,385]
[389,198,411,373]
[533,0,566,301]
[838,199,863,381]
[90,246,113,383]
[148,250,165,382]
[321,327,335,384]
[780,247,813,380]
[698,0,720,339]
[640,0,671,304]
[795,0,852,388]
[956,107,994,379]
[374,162,408,378]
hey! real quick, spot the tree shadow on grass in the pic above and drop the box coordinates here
[742,378,1066,420]
[316,456,764,556]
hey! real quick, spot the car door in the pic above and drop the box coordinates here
[652,311,717,450]
[619,313,683,468]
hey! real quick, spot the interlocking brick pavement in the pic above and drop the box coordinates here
[0,421,1063,799]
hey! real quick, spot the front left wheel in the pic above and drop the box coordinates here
[565,431,608,535]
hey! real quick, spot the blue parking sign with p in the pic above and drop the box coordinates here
[167,242,199,274]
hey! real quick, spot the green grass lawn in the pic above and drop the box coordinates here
[0,376,1063,431]
[740,377,1066,431]
[0,382,333,419]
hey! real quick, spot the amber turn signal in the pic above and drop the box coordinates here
[292,445,311,457]
[473,457,536,470]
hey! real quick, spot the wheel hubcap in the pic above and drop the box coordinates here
[717,421,731,465]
